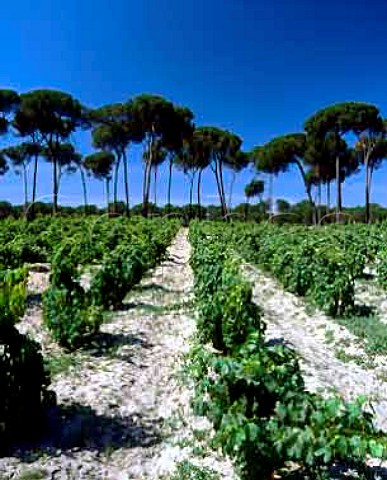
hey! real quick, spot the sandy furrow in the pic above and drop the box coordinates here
[0,229,236,480]
[242,263,387,433]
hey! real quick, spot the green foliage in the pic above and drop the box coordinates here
[43,218,178,349]
[90,244,147,309]
[188,222,387,479]
[43,236,104,350]
[304,102,381,138]
[0,267,50,450]
[0,327,51,450]
[0,89,19,136]
[190,230,263,352]
[169,461,220,480]
[43,286,104,350]
[376,245,387,289]
[244,178,264,199]
[335,313,387,355]
[84,151,115,180]
[44,351,80,377]
[213,222,368,316]
[255,133,307,173]
[188,127,246,216]
[0,236,44,269]
[0,215,182,270]
[0,267,27,328]
[15,89,84,138]
[90,219,178,309]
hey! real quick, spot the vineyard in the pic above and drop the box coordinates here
[2,218,387,479]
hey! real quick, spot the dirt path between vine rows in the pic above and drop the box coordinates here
[242,263,387,435]
[0,230,236,480]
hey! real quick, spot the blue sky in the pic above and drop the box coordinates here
[2,0,387,208]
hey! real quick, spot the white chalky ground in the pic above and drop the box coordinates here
[0,230,236,480]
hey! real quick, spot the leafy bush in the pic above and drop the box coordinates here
[0,268,51,450]
[170,461,220,480]
[190,237,227,350]
[377,246,387,290]
[190,234,263,352]
[43,286,104,350]
[196,335,385,479]
[310,246,357,316]
[0,268,27,328]
[43,241,104,350]
[0,327,51,450]
[90,243,149,310]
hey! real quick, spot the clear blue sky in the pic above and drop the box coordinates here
[1,0,387,208]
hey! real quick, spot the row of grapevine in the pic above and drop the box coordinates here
[43,218,179,349]
[188,222,387,479]
[240,223,387,314]
[0,215,160,269]
[198,222,378,316]
[249,225,365,316]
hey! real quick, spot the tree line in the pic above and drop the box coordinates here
[0,88,386,223]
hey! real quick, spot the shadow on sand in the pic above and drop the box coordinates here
[7,402,161,462]
[78,331,153,364]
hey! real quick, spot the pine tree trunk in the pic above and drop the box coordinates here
[31,152,39,219]
[142,163,152,216]
[189,174,195,219]
[228,171,236,212]
[32,155,39,205]
[365,154,370,224]
[294,160,317,225]
[167,157,173,214]
[29,135,39,221]
[327,181,331,218]
[80,168,88,215]
[113,155,121,214]
[142,161,151,217]
[245,199,249,221]
[142,133,154,217]
[197,169,203,220]
[53,157,58,215]
[122,150,130,217]
[106,179,110,214]
[23,164,28,218]
[142,160,149,217]
[307,187,317,225]
[145,161,152,214]
[213,163,226,218]
[154,167,157,207]
[218,160,228,218]
[369,164,375,223]
[57,168,62,196]
[259,194,264,219]
[336,154,341,223]
[269,174,274,215]
[52,135,60,216]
